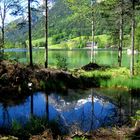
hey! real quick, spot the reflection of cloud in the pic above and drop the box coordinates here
[47,94,114,112]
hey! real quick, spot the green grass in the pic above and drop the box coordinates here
[32,37,52,47]
[31,34,111,49]
[79,67,140,89]
[30,34,132,50]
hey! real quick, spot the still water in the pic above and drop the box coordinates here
[0,88,140,133]
[4,48,140,68]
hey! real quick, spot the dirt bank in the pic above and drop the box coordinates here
[0,60,99,94]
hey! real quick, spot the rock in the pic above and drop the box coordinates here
[0,136,18,140]
[82,63,101,71]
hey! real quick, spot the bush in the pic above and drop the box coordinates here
[60,42,69,49]
[11,116,48,138]
[37,41,45,47]
[77,38,87,48]
[55,54,68,70]
[52,34,64,45]
[52,33,68,45]
[5,41,15,48]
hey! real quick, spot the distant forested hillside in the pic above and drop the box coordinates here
[4,0,140,50]
[5,0,103,45]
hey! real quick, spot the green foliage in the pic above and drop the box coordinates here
[60,42,69,49]
[40,80,46,90]
[11,120,23,136]
[52,33,64,45]
[135,61,140,75]
[123,35,131,48]
[131,110,140,121]
[24,116,48,134]
[55,54,68,70]
[36,41,45,47]
[94,35,111,48]
[51,33,69,45]
[79,67,140,89]
[135,23,140,51]
[11,116,48,138]
[32,37,52,47]
[77,37,87,48]
[5,42,15,48]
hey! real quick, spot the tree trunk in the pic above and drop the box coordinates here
[28,0,33,67]
[45,0,48,68]
[2,20,5,49]
[118,0,123,67]
[0,20,5,58]
[91,0,95,63]
[130,0,135,76]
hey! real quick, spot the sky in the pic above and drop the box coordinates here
[0,0,53,26]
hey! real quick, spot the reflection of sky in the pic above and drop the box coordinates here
[0,92,117,131]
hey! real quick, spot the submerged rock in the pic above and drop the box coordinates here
[82,63,101,71]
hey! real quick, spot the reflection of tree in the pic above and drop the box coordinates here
[129,89,140,117]
[21,50,27,62]
[2,105,10,127]
[30,94,34,116]
[45,93,49,121]
[90,89,94,131]
[116,94,123,125]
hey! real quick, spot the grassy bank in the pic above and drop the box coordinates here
[79,66,140,89]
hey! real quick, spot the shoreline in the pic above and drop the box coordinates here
[2,47,128,52]
[0,60,140,139]
[1,60,140,94]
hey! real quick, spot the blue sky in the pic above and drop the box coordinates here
[0,0,53,26]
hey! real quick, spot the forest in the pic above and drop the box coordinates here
[0,0,140,139]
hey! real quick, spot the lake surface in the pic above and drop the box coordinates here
[0,88,140,133]
[4,48,140,68]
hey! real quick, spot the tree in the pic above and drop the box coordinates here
[0,0,20,51]
[45,0,48,68]
[101,0,128,66]
[19,0,40,67]
[118,0,124,67]
[129,0,140,76]
[64,0,100,62]
[130,0,135,76]
[28,0,33,67]
[91,0,95,63]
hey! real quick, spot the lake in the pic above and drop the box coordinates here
[0,88,140,133]
[4,48,140,68]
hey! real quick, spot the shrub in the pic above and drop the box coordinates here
[11,116,48,138]
[77,38,87,48]
[37,41,45,47]
[60,42,69,49]
[52,34,64,45]
[55,54,68,70]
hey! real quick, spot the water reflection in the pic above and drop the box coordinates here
[4,49,140,68]
[0,88,140,133]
